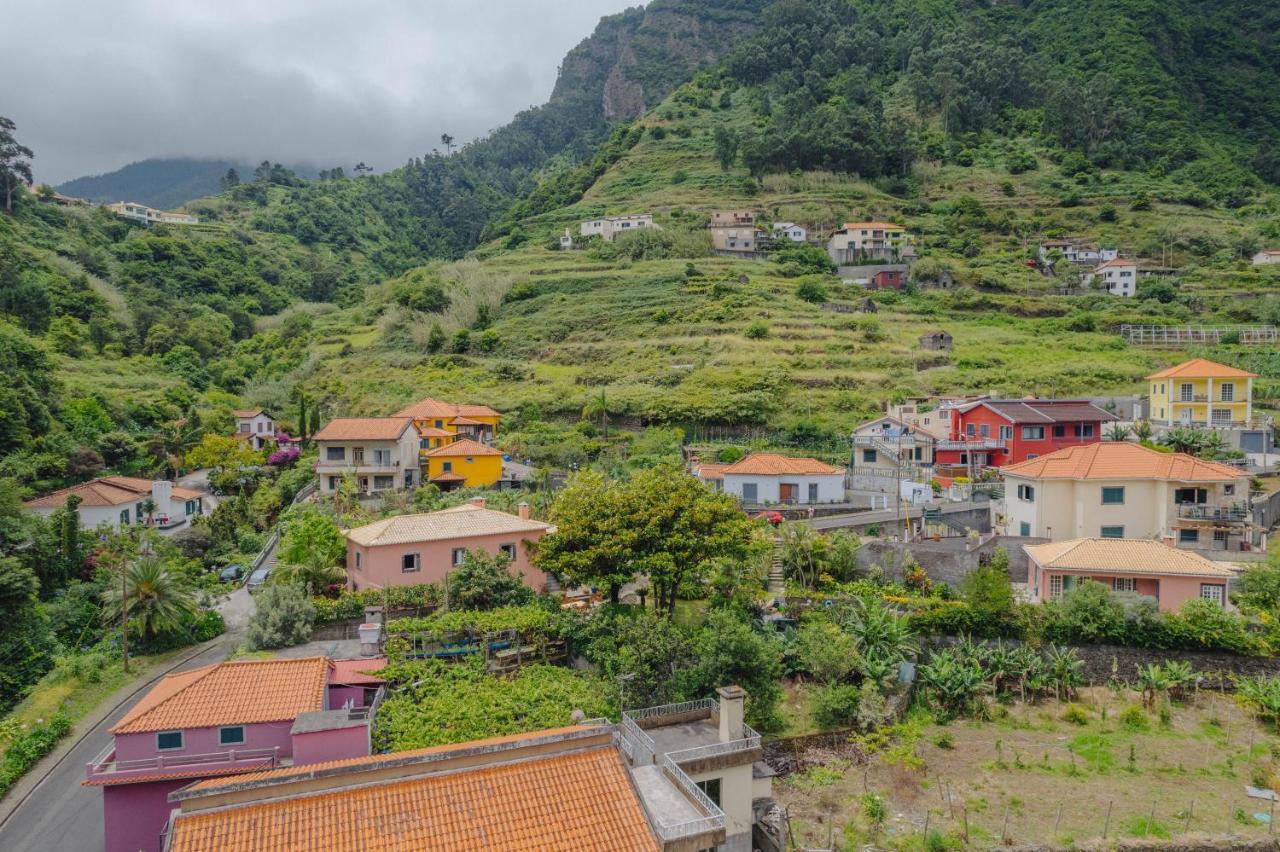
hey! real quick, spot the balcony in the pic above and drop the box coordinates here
[937,438,1007,452]
[86,745,281,785]
[1175,504,1250,524]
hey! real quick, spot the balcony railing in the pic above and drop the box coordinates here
[86,745,281,782]
[655,753,728,842]
[664,724,762,766]
[937,438,1007,451]
[1176,504,1250,523]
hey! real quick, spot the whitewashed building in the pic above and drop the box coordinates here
[720,453,845,505]
[234,408,277,450]
[579,214,655,242]
[23,476,207,530]
[772,222,807,242]
[1088,258,1138,297]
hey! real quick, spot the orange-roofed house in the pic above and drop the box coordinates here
[720,453,845,505]
[1000,442,1251,552]
[421,437,504,489]
[86,656,385,852]
[1024,538,1234,612]
[232,409,276,450]
[313,417,419,494]
[344,497,553,592]
[827,221,912,263]
[1146,358,1258,429]
[392,396,501,451]
[23,476,206,531]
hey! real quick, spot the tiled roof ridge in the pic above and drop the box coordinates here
[421,437,502,456]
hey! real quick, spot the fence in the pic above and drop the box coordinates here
[1119,324,1278,346]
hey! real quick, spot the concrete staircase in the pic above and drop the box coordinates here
[767,539,786,601]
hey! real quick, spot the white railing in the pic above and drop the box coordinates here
[622,697,716,724]
[663,724,761,766]
[620,716,655,766]
[87,746,280,780]
[654,753,727,841]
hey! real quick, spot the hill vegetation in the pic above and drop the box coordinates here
[55,158,319,210]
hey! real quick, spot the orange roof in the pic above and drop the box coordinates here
[168,731,659,852]
[111,658,328,734]
[430,471,467,482]
[312,417,413,441]
[414,426,453,438]
[393,397,500,420]
[24,476,202,509]
[695,463,728,481]
[843,221,904,230]
[722,453,843,476]
[450,415,487,426]
[328,657,387,685]
[1146,358,1258,380]
[422,437,503,458]
[233,409,267,418]
[1000,442,1245,482]
[1024,538,1234,578]
[83,759,274,787]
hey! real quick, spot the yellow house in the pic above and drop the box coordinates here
[422,438,504,489]
[1147,358,1257,428]
[392,397,502,456]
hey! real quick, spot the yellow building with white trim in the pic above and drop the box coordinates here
[1147,358,1257,428]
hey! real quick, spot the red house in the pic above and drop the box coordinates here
[934,399,1117,477]
[871,268,906,289]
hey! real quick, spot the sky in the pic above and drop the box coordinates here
[5,0,641,184]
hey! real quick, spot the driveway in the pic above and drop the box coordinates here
[0,591,253,852]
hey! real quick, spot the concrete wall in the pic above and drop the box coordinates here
[291,723,371,767]
[856,535,1047,586]
[346,530,549,592]
[686,762,755,847]
[103,778,188,852]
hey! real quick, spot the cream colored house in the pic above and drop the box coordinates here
[579,213,655,242]
[1147,358,1258,428]
[105,201,198,225]
[313,417,420,494]
[886,395,989,441]
[1251,250,1280,265]
[827,221,910,263]
[999,442,1250,553]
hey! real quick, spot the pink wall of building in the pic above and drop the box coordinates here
[292,723,372,767]
[103,779,189,852]
[328,684,367,710]
[1032,567,1226,612]
[347,530,549,592]
[112,719,295,762]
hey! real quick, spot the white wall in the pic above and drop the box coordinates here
[722,473,844,504]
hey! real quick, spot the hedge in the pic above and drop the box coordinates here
[312,584,442,625]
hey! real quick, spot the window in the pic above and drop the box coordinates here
[326,446,345,462]
[1224,484,1235,496]
[452,548,467,566]
[1019,522,1031,536]
[808,483,819,503]
[999,425,1013,440]
[434,419,444,428]
[499,543,516,561]
[1220,383,1234,402]
[1179,383,1194,402]
[185,500,196,516]
[120,508,130,525]
[1113,577,1137,593]
[1100,526,1125,539]
[1174,488,1207,505]
[465,457,474,464]
[355,551,362,570]
[1213,530,1228,542]
[1052,425,1066,438]
[1178,528,1199,544]
[1200,584,1224,606]
[219,726,245,746]
[373,475,394,490]
[1016,484,1035,502]
[695,778,722,807]
[741,483,758,502]
[980,424,990,438]
[441,461,453,472]
[420,439,429,449]
[1075,424,1094,438]
[1101,486,1125,505]
[862,449,876,463]
[328,476,338,490]
[1049,575,1063,600]
[156,731,184,751]
[373,449,391,466]
[352,447,365,464]
[1021,426,1045,440]
[401,552,421,573]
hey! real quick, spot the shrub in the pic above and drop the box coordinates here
[1098,204,1118,222]
[1062,704,1089,725]
[795,277,830,303]
[932,731,955,749]
[247,584,315,650]
[743,320,770,339]
[312,584,440,625]
[0,711,72,798]
[1118,704,1149,732]
[716,446,745,463]
[446,550,534,610]
[811,682,862,728]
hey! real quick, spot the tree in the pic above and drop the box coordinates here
[185,434,262,471]
[446,550,533,610]
[678,610,784,730]
[961,548,1015,630]
[1237,558,1280,614]
[59,495,83,585]
[0,117,34,214]
[275,507,346,595]
[713,126,739,171]
[353,162,372,176]
[537,470,637,603]
[441,133,455,155]
[145,419,202,478]
[220,168,240,190]
[247,583,315,650]
[101,557,197,638]
[0,555,52,709]
[793,619,858,683]
[1106,423,1131,442]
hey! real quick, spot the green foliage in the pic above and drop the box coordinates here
[793,618,859,683]
[312,584,440,626]
[446,549,535,610]
[577,606,691,707]
[1235,558,1280,614]
[0,711,71,799]
[795,277,829,304]
[247,583,315,650]
[678,609,784,731]
[810,682,862,729]
[960,548,1015,632]
[101,558,197,639]
[386,604,562,642]
[275,505,346,595]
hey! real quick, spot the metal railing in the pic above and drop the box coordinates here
[622,697,716,724]
[620,715,656,766]
[936,438,1006,451]
[87,745,280,780]
[654,754,727,841]
[664,724,761,766]
[1176,504,1250,522]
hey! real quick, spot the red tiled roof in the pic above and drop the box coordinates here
[843,221,904,230]
[960,399,1118,424]
[233,409,266,418]
[422,438,503,457]
[1093,258,1135,270]
[82,759,274,787]
[393,398,500,420]
[695,463,728,481]
[415,426,453,437]
[328,657,387,685]
[24,476,203,509]
[1146,358,1258,380]
[1025,538,1234,578]
[312,417,413,441]
[722,453,843,476]
[1000,442,1246,482]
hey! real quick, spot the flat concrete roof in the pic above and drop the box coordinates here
[647,719,721,756]
[631,764,704,828]
[291,708,370,735]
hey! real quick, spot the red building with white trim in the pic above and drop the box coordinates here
[934,399,1117,477]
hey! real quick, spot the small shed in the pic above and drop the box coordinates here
[919,330,952,351]
[856,298,878,314]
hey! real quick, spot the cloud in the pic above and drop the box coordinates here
[4,0,640,183]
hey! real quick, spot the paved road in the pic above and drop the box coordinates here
[0,589,252,852]
[806,499,989,531]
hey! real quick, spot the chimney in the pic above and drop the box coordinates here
[469,496,486,509]
[517,502,530,520]
[717,685,747,742]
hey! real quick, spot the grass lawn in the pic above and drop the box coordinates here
[6,648,188,730]
[778,687,1280,850]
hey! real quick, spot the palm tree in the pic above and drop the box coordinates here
[1132,420,1154,442]
[145,419,202,478]
[102,558,197,638]
[779,522,825,588]
[1105,424,1131,442]
[1163,427,1205,455]
[1197,430,1226,459]
[273,560,346,596]
[582,389,610,439]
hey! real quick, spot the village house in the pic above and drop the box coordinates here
[86,656,385,852]
[1251,249,1280,265]
[827,221,912,263]
[886,394,989,441]
[1086,258,1138,296]
[919,330,952,351]
[105,201,198,226]
[710,210,755,227]
[24,476,206,531]
[772,221,807,242]
[837,263,912,289]
[344,498,553,592]
[999,442,1251,552]
[232,409,276,450]
[1024,538,1234,612]
[579,213,656,242]
[558,228,574,249]
[159,687,771,852]
[720,453,845,505]
[693,461,729,491]
[313,417,420,494]
[933,399,1117,478]
[1038,239,1117,266]
[421,437,504,489]
[849,417,934,499]
[392,396,501,449]
[1146,358,1257,429]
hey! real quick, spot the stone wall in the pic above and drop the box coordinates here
[855,535,1047,587]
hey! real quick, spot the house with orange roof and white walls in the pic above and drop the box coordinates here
[231,408,276,450]
[23,476,206,531]
[1146,358,1258,429]
[719,453,845,505]
[1086,257,1138,296]
[999,442,1252,553]
[391,396,501,448]
[343,497,553,592]
[312,417,420,494]
[85,656,385,852]
[826,221,914,263]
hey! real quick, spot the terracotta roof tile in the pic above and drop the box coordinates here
[23,476,202,509]
[312,417,413,442]
[111,658,329,734]
[82,759,274,787]
[414,426,453,437]
[393,398,500,420]
[422,437,503,457]
[695,463,728,480]
[961,399,1118,424]
[842,221,904,230]
[430,471,467,482]
[1093,258,1135,270]
[344,504,552,547]
[1024,538,1234,577]
[722,453,844,476]
[168,738,659,852]
[233,409,266,418]
[1146,358,1258,379]
[1000,442,1245,482]
[328,657,388,685]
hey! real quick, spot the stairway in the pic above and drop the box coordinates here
[767,539,786,600]
[922,508,972,537]
[545,573,561,594]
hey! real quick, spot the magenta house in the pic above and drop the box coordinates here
[344,498,555,593]
[85,656,385,852]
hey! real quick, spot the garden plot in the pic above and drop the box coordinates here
[778,688,1280,850]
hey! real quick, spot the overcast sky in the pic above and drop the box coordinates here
[5,0,640,184]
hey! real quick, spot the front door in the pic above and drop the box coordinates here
[780,483,798,504]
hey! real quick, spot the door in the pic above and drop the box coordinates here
[780,483,798,504]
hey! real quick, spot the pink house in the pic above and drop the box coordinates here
[85,656,385,852]
[1024,538,1234,612]
[344,498,555,593]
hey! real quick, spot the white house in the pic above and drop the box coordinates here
[23,476,207,531]
[1252,250,1280,266]
[558,229,574,250]
[827,221,911,263]
[234,408,276,450]
[105,201,198,226]
[578,214,655,242]
[1039,239,1118,266]
[772,222,807,242]
[1088,258,1138,297]
[720,453,845,504]
[313,417,421,494]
